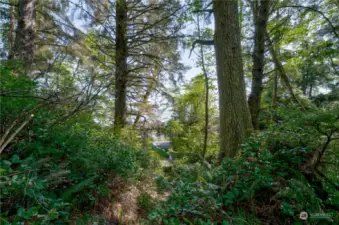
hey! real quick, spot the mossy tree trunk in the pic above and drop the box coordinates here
[114,0,128,136]
[213,0,253,160]
[248,0,270,130]
[10,0,37,74]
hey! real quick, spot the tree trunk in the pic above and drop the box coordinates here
[196,14,209,159]
[114,0,128,136]
[8,0,16,59]
[271,68,278,108]
[266,31,305,110]
[271,9,280,109]
[11,0,37,74]
[213,0,253,160]
[248,0,270,130]
[309,85,313,97]
[201,45,209,159]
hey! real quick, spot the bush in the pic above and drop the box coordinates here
[0,67,151,224]
[0,124,149,224]
[147,127,339,225]
[137,192,156,212]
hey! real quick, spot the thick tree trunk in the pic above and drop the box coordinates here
[11,0,37,73]
[248,0,270,130]
[213,0,253,160]
[114,0,128,136]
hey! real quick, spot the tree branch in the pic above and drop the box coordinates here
[0,114,34,154]
[0,0,18,6]
[273,5,339,39]
[189,40,214,58]
[193,9,213,14]
[0,104,43,148]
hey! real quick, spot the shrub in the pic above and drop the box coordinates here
[137,192,155,212]
[0,68,151,224]
[147,128,338,225]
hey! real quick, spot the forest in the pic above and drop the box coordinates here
[0,0,338,224]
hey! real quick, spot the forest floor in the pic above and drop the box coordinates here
[100,160,171,224]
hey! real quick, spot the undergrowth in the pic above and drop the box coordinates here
[0,68,153,224]
[145,107,339,225]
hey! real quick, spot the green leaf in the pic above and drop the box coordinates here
[11,155,21,164]
[222,220,231,225]
[17,208,25,217]
[26,207,39,218]
[183,217,193,224]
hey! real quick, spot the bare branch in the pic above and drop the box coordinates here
[189,39,214,58]
[0,104,43,148]
[0,114,34,154]
[193,9,213,14]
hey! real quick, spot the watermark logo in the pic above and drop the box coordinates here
[299,211,308,221]
[310,213,335,220]
[299,211,336,222]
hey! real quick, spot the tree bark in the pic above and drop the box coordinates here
[271,9,280,109]
[199,35,209,158]
[195,13,209,159]
[248,0,270,130]
[11,0,37,74]
[213,0,253,160]
[201,44,209,159]
[8,0,16,59]
[114,0,128,136]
